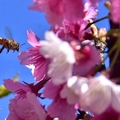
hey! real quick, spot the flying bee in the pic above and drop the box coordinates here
[0,26,24,53]
[0,38,20,53]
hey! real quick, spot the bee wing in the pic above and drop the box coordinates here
[4,26,14,40]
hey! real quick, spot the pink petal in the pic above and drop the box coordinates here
[29,0,64,27]
[15,93,46,120]
[27,30,40,47]
[73,45,100,76]
[4,79,31,93]
[4,79,22,92]
[89,0,99,7]
[43,80,62,99]
[64,0,84,22]
[47,99,76,120]
[110,0,120,24]
[18,46,49,81]
[84,6,98,20]
[7,93,46,120]
[92,108,120,120]
[18,50,33,65]
[4,79,32,99]
[34,61,48,81]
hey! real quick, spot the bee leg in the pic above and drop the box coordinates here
[7,49,9,53]
[0,46,5,53]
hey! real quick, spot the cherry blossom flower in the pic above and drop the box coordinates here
[40,31,75,85]
[67,75,120,115]
[6,92,46,120]
[43,80,77,120]
[54,0,98,40]
[18,30,49,81]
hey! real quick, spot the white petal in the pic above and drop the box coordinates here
[79,75,112,114]
[45,31,61,44]
[40,41,59,58]
[111,85,120,112]
[67,76,89,95]
[60,85,78,104]
[59,42,75,63]
[40,31,75,84]
[81,83,89,94]
[50,63,73,85]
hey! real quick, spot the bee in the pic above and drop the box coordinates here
[0,38,20,53]
[0,26,24,53]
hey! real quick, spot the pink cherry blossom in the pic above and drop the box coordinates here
[110,0,120,24]
[54,0,98,40]
[68,75,120,115]
[18,30,49,81]
[6,92,46,120]
[40,31,75,85]
[43,80,77,120]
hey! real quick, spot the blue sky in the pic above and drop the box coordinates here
[0,0,109,119]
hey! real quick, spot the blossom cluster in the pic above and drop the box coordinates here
[3,0,120,120]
